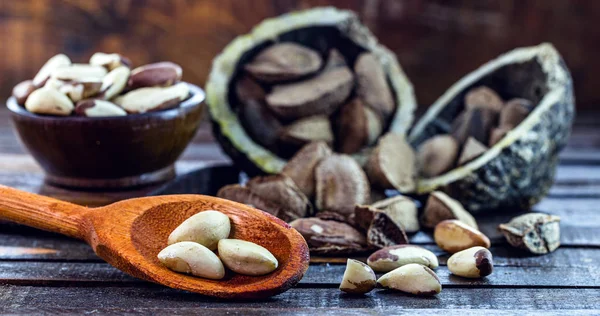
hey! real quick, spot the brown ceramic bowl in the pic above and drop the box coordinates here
[6,83,205,189]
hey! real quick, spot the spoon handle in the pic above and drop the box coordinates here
[0,185,88,239]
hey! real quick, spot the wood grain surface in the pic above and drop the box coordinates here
[2,0,600,109]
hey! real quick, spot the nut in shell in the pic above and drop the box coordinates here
[289,217,368,255]
[218,239,278,276]
[340,259,376,294]
[421,191,478,229]
[245,174,313,220]
[457,137,488,166]
[377,263,441,296]
[417,134,459,178]
[336,98,382,154]
[157,241,225,280]
[367,245,439,272]
[315,154,370,217]
[354,205,409,248]
[447,246,493,278]
[500,98,533,127]
[451,108,499,146]
[434,219,490,254]
[168,210,231,250]
[464,86,504,112]
[281,141,332,199]
[498,212,560,254]
[279,115,334,148]
[366,133,417,193]
[354,53,395,119]
[25,86,74,116]
[371,195,420,233]
[244,43,322,83]
[75,100,126,117]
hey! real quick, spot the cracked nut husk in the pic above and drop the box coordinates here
[498,212,560,254]
[339,259,376,294]
[377,263,441,296]
[218,239,278,276]
[434,219,490,253]
[289,217,368,255]
[158,241,225,279]
[421,191,478,229]
[367,244,439,272]
[167,210,231,250]
[447,246,493,278]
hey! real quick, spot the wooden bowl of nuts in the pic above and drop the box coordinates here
[6,53,205,189]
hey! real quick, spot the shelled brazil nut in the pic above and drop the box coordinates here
[12,53,189,117]
[206,7,416,176]
[408,43,574,213]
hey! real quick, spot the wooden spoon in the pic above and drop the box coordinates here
[0,185,310,298]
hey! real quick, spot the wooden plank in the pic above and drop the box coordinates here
[0,286,598,311]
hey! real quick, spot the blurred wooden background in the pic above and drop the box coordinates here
[1,0,598,109]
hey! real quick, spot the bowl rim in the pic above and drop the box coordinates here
[6,82,205,122]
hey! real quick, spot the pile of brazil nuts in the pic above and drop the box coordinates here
[157,210,278,279]
[11,53,189,117]
[234,43,397,158]
[417,86,534,178]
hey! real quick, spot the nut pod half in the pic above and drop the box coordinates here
[206,7,416,175]
[409,43,574,213]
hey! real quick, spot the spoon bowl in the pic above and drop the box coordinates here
[0,186,309,298]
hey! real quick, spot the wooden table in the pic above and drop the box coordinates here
[1,106,599,314]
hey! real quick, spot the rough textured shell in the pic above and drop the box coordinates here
[206,7,417,175]
[408,43,574,213]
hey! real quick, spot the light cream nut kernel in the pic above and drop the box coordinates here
[367,245,439,272]
[434,220,491,253]
[377,263,441,296]
[90,52,131,71]
[116,82,189,113]
[168,210,231,250]
[498,213,560,254]
[218,239,278,276]
[421,191,478,229]
[157,241,225,280]
[447,246,493,278]
[101,66,131,100]
[75,100,127,117]
[339,259,376,294]
[46,77,103,102]
[372,196,420,233]
[25,87,74,116]
[51,64,108,82]
[33,54,71,87]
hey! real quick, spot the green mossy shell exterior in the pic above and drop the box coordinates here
[206,7,416,175]
[409,43,575,213]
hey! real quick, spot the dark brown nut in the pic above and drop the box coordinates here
[236,75,282,148]
[25,87,74,116]
[451,108,499,145]
[417,134,459,178]
[363,206,409,248]
[371,195,419,233]
[32,54,71,87]
[367,244,439,272]
[282,141,332,199]
[279,115,334,148]
[266,67,354,120]
[12,80,36,105]
[489,126,511,147]
[217,184,288,220]
[377,263,441,296]
[128,61,182,89]
[421,191,478,229]
[339,259,376,294]
[457,137,489,166]
[499,98,533,127]
[336,98,383,154]
[434,219,491,254]
[245,174,312,220]
[289,218,369,254]
[46,78,103,102]
[498,213,560,254]
[315,210,348,223]
[323,49,347,71]
[115,82,189,113]
[50,64,108,82]
[464,86,504,112]
[75,99,127,117]
[366,133,416,193]
[315,154,370,217]
[244,43,322,83]
[447,246,493,278]
[89,52,132,71]
[101,66,131,100]
[354,53,395,119]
